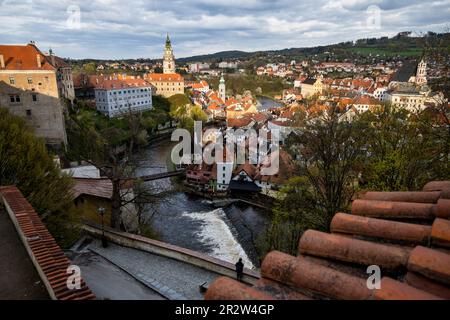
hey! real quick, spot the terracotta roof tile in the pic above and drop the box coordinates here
[299,230,411,270]
[0,186,95,300]
[407,246,450,285]
[404,272,450,299]
[204,277,274,300]
[0,44,55,71]
[351,199,435,219]
[205,180,450,300]
[331,212,431,244]
[261,251,372,300]
[431,218,450,248]
[362,191,441,203]
[374,277,440,300]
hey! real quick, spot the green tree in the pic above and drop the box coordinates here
[0,108,75,244]
[287,109,367,223]
[260,177,325,256]
[358,104,450,191]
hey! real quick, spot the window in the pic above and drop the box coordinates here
[32,94,37,102]
[27,77,33,84]
[26,109,31,116]
[9,77,15,85]
[9,95,20,103]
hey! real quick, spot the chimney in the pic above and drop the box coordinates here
[0,54,4,69]
[50,53,55,67]
[36,54,42,68]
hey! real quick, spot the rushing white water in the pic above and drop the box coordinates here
[181,208,255,269]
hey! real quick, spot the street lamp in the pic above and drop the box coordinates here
[97,207,108,248]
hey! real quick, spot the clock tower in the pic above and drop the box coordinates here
[163,34,176,74]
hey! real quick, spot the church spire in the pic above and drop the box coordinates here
[166,33,171,48]
[163,34,175,74]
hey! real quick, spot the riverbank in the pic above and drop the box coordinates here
[134,141,268,268]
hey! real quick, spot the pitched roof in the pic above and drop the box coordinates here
[145,73,184,82]
[205,180,450,300]
[0,186,95,300]
[0,44,55,71]
[302,77,317,85]
[95,78,151,90]
[353,95,382,105]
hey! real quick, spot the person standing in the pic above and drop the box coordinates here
[235,258,244,282]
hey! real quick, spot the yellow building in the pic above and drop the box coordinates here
[145,73,184,97]
[0,43,67,147]
[300,77,324,98]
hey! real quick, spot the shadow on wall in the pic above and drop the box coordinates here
[0,81,67,149]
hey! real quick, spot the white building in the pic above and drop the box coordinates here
[189,62,210,73]
[372,86,389,102]
[163,34,176,74]
[387,89,426,112]
[216,161,234,191]
[415,59,427,85]
[218,61,238,69]
[95,79,153,117]
[219,74,226,102]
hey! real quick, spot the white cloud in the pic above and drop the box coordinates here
[0,0,447,59]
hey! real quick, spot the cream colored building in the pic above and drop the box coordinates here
[145,73,184,97]
[144,35,184,97]
[300,77,324,98]
[0,43,67,147]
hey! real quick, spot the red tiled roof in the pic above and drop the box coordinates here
[145,73,184,82]
[0,186,95,300]
[353,95,381,106]
[205,181,450,300]
[0,44,55,71]
[95,78,151,90]
[72,178,133,200]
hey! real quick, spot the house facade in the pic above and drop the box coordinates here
[0,43,67,147]
[94,78,153,117]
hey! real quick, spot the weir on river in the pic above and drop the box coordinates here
[133,141,270,269]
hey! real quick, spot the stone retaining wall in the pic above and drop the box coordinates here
[82,222,260,285]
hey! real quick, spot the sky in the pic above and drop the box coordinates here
[0,0,449,60]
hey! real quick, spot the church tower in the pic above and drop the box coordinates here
[219,74,226,102]
[416,58,427,85]
[163,34,176,74]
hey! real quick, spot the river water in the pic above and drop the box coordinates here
[134,141,270,269]
[256,96,284,111]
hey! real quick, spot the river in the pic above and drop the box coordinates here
[134,141,270,269]
[256,95,284,111]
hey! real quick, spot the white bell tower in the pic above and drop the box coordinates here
[163,34,176,74]
[416,59,427,85]
[219,74,226,102]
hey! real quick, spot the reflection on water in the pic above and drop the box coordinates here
[257,96,284,111]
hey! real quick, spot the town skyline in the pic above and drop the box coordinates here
[0,0,449,59]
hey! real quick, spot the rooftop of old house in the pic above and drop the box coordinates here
[0,185,258,300]
[205,181,450,300]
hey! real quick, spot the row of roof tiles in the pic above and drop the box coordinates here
[206,181,450,300]
[0,186,95,300]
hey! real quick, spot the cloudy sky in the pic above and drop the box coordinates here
[0,0,449,59]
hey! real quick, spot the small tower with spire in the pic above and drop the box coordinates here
[416,58,427,85]
[219,74,226,102]
[163,34,176,74]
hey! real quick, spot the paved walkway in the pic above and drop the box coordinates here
[71,251,165,300]
[0,207,49,299]
[87,239,221,300]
